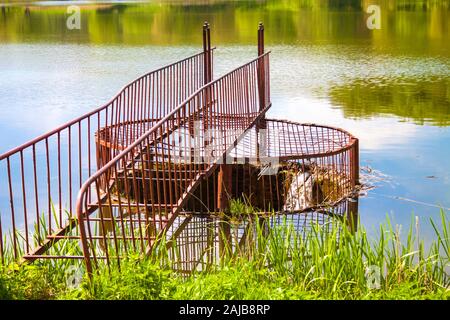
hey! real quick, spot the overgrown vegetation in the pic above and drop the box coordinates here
[0,207,448,300]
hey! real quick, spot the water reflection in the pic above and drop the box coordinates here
[0,0,448,54]
[166,197,358,275]
[329,77,450,126]
[0,0,448,246]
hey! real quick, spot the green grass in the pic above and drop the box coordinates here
[0,207,448,300]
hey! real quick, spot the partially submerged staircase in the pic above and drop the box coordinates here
[0,24,359,273]
[75,47,271,272]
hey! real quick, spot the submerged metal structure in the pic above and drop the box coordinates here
[0,23,359,273]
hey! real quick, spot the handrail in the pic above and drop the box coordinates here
[75,52,271,272]
[0,49,212,261]
[0,50,214,160]
[77,51,270,193]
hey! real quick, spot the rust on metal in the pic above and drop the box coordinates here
[0,23,359,272]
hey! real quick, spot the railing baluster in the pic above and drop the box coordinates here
[19,151,29,252]
[57,132,62,224]
[32,144,40,244]
[68,126,72,214]
[6,157,17,259]
[45,138,51,234]
[1,49,279,271]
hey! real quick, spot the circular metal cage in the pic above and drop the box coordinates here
[225,119,360,213]
[95,118,359,216]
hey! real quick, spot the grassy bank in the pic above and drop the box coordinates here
[0,210,448,300]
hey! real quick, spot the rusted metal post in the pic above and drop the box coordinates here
[217,161,232,257]
[202,22,212,85]
[218,219,231,258]
[346,197,359,233]
[257,22,265,114]
[217,164,232,210]
[202,22,212,136]
[256,22,266,165]
[347,136,359,233]
[351,137,360,186]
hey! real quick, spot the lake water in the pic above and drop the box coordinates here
[0,0,449,245]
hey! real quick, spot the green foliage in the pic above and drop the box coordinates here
[0,263,67,300]
[0,210,448,300]
[228,198,256,218]
[62,255,177,300]
[172,261,315,300]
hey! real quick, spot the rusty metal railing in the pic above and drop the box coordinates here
[75,51,270,273]
[0,48,213,263]
[187,119,359,214]
[0,22,359,274]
